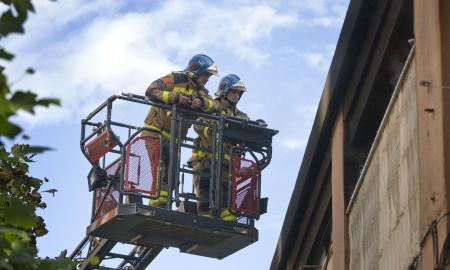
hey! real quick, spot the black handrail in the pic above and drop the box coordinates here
[80,92,278,221]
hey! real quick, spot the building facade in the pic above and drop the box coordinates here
[271,0,450,269]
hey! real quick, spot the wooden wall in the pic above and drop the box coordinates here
[348,54,421,269]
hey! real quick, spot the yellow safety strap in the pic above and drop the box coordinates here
[162,91,170,103]
[149,190,168,206]
[173,86,193,95]
[143,123,171,141]
[191,151,207,158]
[198,211,213,218]
[203,127,209,139]
[220,209,237,221]
[205,99,215,112]
[192,150,230,161]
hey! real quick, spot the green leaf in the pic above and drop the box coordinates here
[0,261,13,270]
[88,256,100,266]
[38,257,75,270]
[12,0,35,14]
[21,134,29,140]
[25,145,53,154]
[25,67,34,74]
[0,9,26,37]
[33,216,48,236]
[0,1,64,267]
[3,227,30,242]
[37,98,60,107]
[10,90,38,113]
[0,48,14,61]
[0,148,8,161]
[28,178,43,188]
[4,198,37,229]
[8,91,60,115]
[0,0,12,4]
[36,260,56,270]
[57,249,67,259]
[0,70,9,89]
[0,117,22,139]
[42,189,57,196]
[0,95,16,116]
[4,228,26,242]
[36,202,47,209]
[11,145,52,159]
[9,247,35,264]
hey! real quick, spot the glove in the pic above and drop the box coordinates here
[191,97,204,110]
[178,94,192,106]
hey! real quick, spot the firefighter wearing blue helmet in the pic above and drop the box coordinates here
[184,54,219,80]
[142,54,220,207]
[188,74,251,221]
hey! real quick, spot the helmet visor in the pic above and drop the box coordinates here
[204,63,218,76]
[230,79,246,92]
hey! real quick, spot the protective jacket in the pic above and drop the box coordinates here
[189,107,249,168]
[189,106,248,217]
[142,71,220,140]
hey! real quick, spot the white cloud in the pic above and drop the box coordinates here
[296,0,329,14]
[4,0,298,127]
[155,1,298,66]
[284,44,336,72]
[294,105,318,115]
[301,52,331,72]
[293,0,349,28]
[279,137,307,150]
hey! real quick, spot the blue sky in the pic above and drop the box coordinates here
[3,0,349,268]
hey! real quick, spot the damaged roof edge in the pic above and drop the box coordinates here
[270,0,366,268]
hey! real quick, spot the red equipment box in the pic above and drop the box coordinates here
[85,130,118,164]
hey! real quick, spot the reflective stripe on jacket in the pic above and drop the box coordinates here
[189,107,249,167]
[142,72,220,140]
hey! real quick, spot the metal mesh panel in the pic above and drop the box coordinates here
[93,160,121,219]
[94,186,119,219]
[124,137,159,195]
[231,156,259,216]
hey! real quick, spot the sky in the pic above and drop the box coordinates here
[3,0,349,269]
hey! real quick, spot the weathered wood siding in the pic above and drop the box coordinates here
[348,57,420,270]
[322,250,333,270]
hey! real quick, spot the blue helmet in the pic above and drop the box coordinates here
[215,74,246,99]
[184,54,218,79]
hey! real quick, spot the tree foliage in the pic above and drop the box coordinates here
[0,0,60,141]
[0,0,74,269]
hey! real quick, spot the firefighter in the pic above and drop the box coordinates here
[142,54,221,207]
[189,74,249,221]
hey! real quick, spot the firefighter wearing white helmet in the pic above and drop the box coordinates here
[189,74,250,221]
[142,54,220,207]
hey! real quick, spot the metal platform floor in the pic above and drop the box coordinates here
[86,203,258,259]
